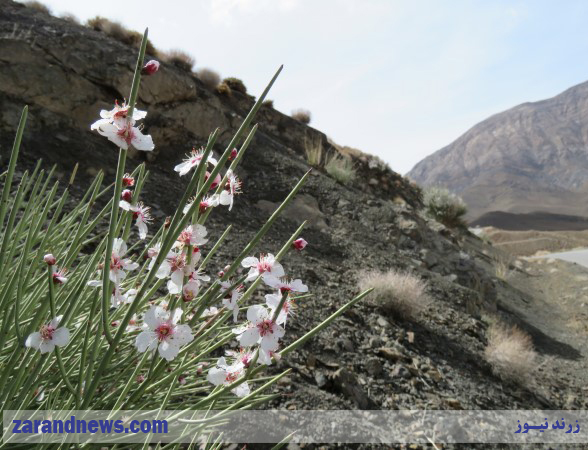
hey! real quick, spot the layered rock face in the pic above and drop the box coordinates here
[408,79,588,221]
[0,0,577,411]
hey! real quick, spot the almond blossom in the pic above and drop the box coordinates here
[292,238,308,251]
[182,280,200,302]
[90,101,147,129]
[241,253,285,282]
[110,238,139,283]
[207,357,250,397]
[219,169,241,211]
[233,304,284,351]
[25,316,70,354]
[135,305,194,361]
[220,281,243,322]
[264,276,308,294]
[174,148,218,176]
[95,121,154,151]
[155,250,194,294]
[183,194,219,215]
[265,293,295,326]
[119,200,152,239]
[175,224,208,248]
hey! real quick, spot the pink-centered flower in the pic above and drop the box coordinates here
[135,305,194,361]
[95,121,154,151]
[220,281,243,322]
[90,101,147,129]
[120,200,153,240]
[25,316,70,354]
[207,357,250,397]
[265,293,295,327]
[182,280,200,302]
[264,275,308,294]
[233,304,284,351]
[183,194,220,215]
[110,238,139,283]
[219,169,241,211]
[174,148,218,176]
[175,224,208,248]
[241,253,285,282]
[293,238,308,251]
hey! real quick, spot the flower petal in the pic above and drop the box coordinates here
[135,330,158,352]
[52,328,70,347]
[158,341,180,361]
[238,327,260,347]
[25,332,41,350]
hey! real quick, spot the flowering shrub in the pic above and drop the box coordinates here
[0,29,370,432]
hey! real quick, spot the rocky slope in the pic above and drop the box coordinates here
[1,0,586,416]
[407,78,588,222]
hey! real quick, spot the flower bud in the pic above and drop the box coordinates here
[136,375,145,383]
[141,60,160,76]
[178,375,187,385]
[293,238,308,251]
[43,254,56,265]
[164,216,172,228]
[122,173,135,187]
[121,189,133,202]
[229,148,238,161]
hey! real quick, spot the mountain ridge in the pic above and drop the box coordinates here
[408,78,588,222]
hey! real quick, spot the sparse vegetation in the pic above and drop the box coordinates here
[160,49,195,71]
[23,1,51,14]
[485,323,536,383]
[423,186,467,228]
[292,109,311,124]
[262,99,274,108]
[223,77,247,94]
[325,153,356,184]
[304,134,323,167]
[60,13,80,24]
[493,253,513,280]
[358,269,431,319]
[86,17,157,55]
[196,68,220,89]
[216,82,231,96]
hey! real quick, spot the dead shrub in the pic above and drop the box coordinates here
[86,17,157,55]
[262,99,274,108]
[196,68,221,89]
[223,77,247,94]
[292,109,311,124]
[325,153,356,184]
[160,49,195,71]
[485,323,536,383]
[23,1,51,14]
[304,134,323,167]
[358,269,431,319]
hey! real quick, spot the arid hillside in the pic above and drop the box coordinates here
[1,0,587,414]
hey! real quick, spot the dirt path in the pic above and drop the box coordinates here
[506,257,588,408]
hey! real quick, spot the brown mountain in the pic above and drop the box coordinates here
[407,80,588,222]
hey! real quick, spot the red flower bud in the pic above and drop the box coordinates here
[122,174,135,187]
[229,148,238,161]
[205,171,222,190]
[43,254,56,265]
[121,189,133,202]
[141,60,160,76]
[293,238,308,251]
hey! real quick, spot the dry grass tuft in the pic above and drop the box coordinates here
[325,153,356,184]
[292,109,311,124]
[485,323,536,383]
[358,269,431,320]
[196,68,221,89]
[60,13,80,24]
[423,186,467,228]
[304,134,323,167]
[160,49,195,71]
[86,17,157,55]
[222,77,247,94]
[493,253,513,280]
[23,1,51,14]
[216,82,232,96]
[262,99,274,108]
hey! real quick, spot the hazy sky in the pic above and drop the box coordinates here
[33,0,588,174]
